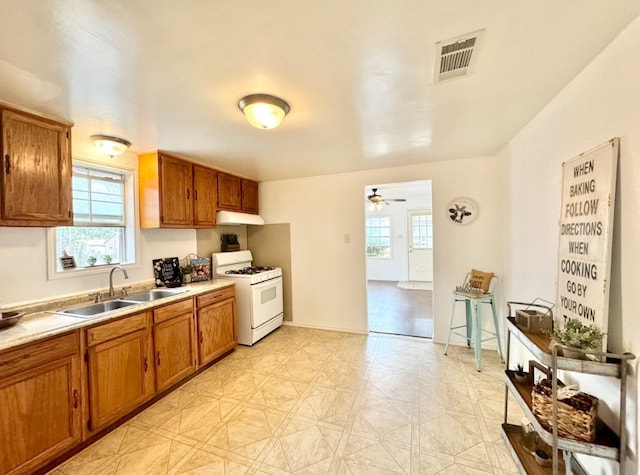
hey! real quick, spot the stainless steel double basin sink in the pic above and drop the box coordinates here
[60,289,188,318]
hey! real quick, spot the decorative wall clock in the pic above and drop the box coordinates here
[447,197,478,225]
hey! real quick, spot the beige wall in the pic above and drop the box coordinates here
[258,156,508,342]
[499,16,640,473]
[248,224,292,322]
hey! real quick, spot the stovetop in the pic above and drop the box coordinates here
[212,250,282,284]
[225,266,276,275]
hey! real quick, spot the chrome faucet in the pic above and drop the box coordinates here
[108,265,129,298]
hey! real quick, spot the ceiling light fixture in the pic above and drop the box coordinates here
[238,94,290,130]
[90,134,131,157]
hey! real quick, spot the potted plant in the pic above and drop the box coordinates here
[514,363,528,384]
[103,254,113,264]
[181,263,194,284]
[549,318,604,358]
[87,255,97,266]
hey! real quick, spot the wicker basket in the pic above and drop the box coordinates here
[531,379,598,442]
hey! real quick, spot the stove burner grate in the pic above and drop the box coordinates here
[225,266,276,275]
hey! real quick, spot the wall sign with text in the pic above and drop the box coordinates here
[556,138,619,350]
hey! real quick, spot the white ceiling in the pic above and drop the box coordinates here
[1,1,638,181]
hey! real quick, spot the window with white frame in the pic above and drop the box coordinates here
[366,215,392,258]
[411,212,433,249]
[52,163,136,273]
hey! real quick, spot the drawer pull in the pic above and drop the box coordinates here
[156,351,161,366]
[199,331,204,343]
[144,356,148,372]
[72,389,79,409]
[4,155,10,174]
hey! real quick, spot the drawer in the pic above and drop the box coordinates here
[0,331,79,378]
[86,311,149,346]
[196,286,235,308]
[153,298,193,324]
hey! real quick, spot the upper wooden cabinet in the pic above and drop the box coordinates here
[217,172,241,211]
[241,178,259,214]
[138,151,217,228]
[0,332,81,475]
[0,105,73,227]
[193,165,218,226]
[217,172,259,214]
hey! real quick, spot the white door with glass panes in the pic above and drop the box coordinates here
[408,210,433,282]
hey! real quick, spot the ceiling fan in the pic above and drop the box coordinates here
[367,188,406,210]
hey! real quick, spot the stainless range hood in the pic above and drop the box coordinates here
[216,210,264,226]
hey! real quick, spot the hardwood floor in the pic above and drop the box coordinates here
[367,280,433,338]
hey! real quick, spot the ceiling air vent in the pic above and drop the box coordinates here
[434,29,485,83]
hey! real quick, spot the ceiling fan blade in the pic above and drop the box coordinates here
[386,198,407,202]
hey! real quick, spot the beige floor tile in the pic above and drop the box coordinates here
[351,397,413,442]
[49,327,517,475]
[203,406,287,459]
[171,448,253,474]
[295,385,358,427]
[338,441,412,474]
[262,422,341,472]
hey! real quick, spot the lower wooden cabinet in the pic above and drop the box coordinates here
[152,298,197,391]
[0,285,236,474]
[197,287,237,366]
[85,311,154,432]
[0,332,81,475]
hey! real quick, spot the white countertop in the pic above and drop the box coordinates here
[0,279,235,352]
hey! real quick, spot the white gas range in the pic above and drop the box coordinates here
[212,250,283,345]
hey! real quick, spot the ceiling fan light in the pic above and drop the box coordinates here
[238,94,290,129]
[90,135,131,157]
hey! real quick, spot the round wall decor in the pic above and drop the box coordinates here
[447,197,478,225]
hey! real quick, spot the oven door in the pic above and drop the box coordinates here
[251,277,284,328]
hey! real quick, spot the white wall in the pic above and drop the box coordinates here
[259,156,507,341]
[0,148,197,307]
[499,16,640,474]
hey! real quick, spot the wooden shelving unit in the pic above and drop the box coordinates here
[503,308,635,475]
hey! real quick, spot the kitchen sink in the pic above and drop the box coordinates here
[61,299,138,318]
[122,289,188,302]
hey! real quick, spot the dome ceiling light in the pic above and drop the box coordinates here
[238,94,290,130]
[90,134,132,157]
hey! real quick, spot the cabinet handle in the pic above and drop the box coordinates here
[199,331,204,343]
[144,356,148,372]
[194,189,198,200]
[72,389,79,409]
[156,351,161,366]
[4,155,10,175]
[186,188,190,200]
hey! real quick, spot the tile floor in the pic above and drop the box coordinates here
[49,326,523,474]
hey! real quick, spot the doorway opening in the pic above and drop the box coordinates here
[364,180,434,338]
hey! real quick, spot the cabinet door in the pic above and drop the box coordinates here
[159,154,193,226]
[197,298,236,366]
[1,109,72,226]
[241,179,259,214]
[0,335,81,475]
[217,172,241,211]
[193,165,217,227]
[86,315,153,431]
[154,312,197,391]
